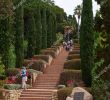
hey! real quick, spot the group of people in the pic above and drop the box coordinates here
[63,26,74,51]
[63,40,73,51]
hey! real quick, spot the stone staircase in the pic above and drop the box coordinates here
[19,50,68,100]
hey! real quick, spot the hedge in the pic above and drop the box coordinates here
[64,59,81,70]
[59,70,82,85]
[67,54,80,60]
[57,87,73,100]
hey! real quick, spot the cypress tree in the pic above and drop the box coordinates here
[35,5,42,54]
[41,7,47,49]
[47,10,52,47]
[53,15,57,43]
[52,14,57,44]
[80,0,94,86]
[0,0,13,68]
[14,0,24,68]
[24,9,36,58]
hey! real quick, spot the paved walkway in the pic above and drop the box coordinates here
[19,49,68,100]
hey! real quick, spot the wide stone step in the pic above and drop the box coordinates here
[36,80,59,82]
[35,84,56,87]
[23,89,57,92]
[37,81,57,84]
[39,74,60,77]
[38,77,59,79]
[34,87,56,89]
[19,97,51,100]
[22,91,52,95]
[20,94,52,97]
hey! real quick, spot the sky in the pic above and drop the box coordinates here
[54,0,100,16]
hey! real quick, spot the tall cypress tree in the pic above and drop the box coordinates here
[0,0,13,68]
[35,5,42,54]
[41,6,47,49]
[53,15,57,43]
[47,10,52,47]
[14,0,24,68]
[80,0,94,86]
[24,9,36,58]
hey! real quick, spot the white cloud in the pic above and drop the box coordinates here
[54,0,100,16]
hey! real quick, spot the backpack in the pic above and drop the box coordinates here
[21,70,26,77]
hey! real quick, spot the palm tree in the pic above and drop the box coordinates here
[74,5,82,40]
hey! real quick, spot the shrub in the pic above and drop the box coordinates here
[69,50,80,55]
[15,74,31,84]
[64,59,81,70]
[0,80,6,87]
[0,74,6,80]
[4,84,21,90]
[41,50,57,58]
[4,84,31,90]
[59,70,82,85]
[28,69,42,74]
[33,55,50,63]
[67,54,80,60]
[92,79,110,100]
[31,60,46,71]
[6,68,19,77]
[46,48,57,52]
[57,87,73,100]
[0,61,5,75]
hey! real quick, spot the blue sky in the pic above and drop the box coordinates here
[54,0,100,16]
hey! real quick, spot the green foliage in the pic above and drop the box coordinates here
[30,60,46,72]
[92,79,110,100]
[0,75,6,80]
[67,54,80,60]
[0,58,5,75]
[94,11,103,32]
[94,32,108,51]
[59,70,82,85]
[57,87,73,100]
[41,50,57,58]
[35,5,42,54]
[41,8,47,49]
[6,68,19,77]
[24,9,36,58]
[33,55,51,63]
[47,11,53,47]
[8,45,16,68]
[14,0,24,68]
[4,84,31,90]
[54,33,63,45]
[69,50,80,55]
[0,0,13,68]
[92,59,110,99]
[95,0,110,65]
[4,84,21,90]
[80,0,94,86]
